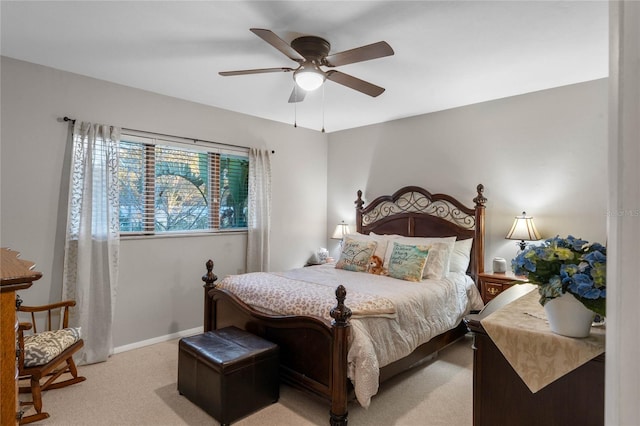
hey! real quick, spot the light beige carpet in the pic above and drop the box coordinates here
[20,334,474,426]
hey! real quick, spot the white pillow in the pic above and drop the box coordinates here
[422,241,454,280]
[381,236,456,280]
[370,232,401,238]
[449,238,473,274]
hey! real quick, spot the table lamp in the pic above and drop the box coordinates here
[331,221,351,246]
[505,211,542,252]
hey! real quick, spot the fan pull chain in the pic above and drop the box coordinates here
[293,84,298,128]
[321,84,325,133]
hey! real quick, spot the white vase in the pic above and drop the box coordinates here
[544,292,596,338]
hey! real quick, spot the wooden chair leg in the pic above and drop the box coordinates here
[68,356,79,377]
[46,375,86,391]
[46,358,86,391]
[31,376,42,413]
[19,376,50,425]
[19,412,50,425]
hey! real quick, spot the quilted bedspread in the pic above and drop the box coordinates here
[218,264,483,407]
[217,270,396,320]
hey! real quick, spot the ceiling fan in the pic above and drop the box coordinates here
[219,28,394,103]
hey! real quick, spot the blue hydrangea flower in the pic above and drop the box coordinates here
[511,235,606,316]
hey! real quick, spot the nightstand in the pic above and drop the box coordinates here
[478,271,528,304]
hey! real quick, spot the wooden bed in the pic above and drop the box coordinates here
[202,184,486,425]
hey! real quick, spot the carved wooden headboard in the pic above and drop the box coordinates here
[355,184,486,284]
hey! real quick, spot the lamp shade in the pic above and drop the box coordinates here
[294,62,325,91]
[331,221,351,240]
[506,211,542,242]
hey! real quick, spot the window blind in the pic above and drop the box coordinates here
[118,132,248,235]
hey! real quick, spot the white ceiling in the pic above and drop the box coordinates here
[0,1,608,133]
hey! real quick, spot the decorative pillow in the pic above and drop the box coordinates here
[386,242,430,282]
[382,236,456,277]
[344,233,392,264]
[449,238,473,274]
[335,239,378,272]
[23,327,82,368]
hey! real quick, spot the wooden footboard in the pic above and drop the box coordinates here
[202,260,351,425]
[201,260,468,426]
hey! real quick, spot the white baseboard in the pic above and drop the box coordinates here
[113,326,203,354]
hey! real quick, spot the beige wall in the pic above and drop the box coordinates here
[326,79,608,266]
[0,56,328,347]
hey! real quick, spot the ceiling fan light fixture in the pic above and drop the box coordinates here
[294,63,325,91]
[220,29,394,100]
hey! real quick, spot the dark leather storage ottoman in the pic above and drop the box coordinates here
[178,327,279,425]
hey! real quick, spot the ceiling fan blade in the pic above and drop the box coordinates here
[250,28,306,63]
[324,41,394,67]
[219,67,295,76]
[288,87,306,103]
[325,70,385,97]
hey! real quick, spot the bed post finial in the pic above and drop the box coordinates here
[473,184,487,207]
[355,190,364,234]
[330,285,352,325]
[355,190,364,210]
[329,285,351,426]
[202,259,217,287]
[473,184,486,278]
[202,259,218,332]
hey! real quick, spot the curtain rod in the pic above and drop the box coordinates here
[61,116,275,154]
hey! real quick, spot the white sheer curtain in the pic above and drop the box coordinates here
[246,148,272,272]
[63,121,120,365]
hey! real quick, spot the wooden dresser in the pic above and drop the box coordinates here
[465,285,604,426]
[1,248,42,426]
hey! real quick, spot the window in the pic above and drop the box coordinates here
[118,133,248,235]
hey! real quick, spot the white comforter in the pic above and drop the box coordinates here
[218,264,484,407]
